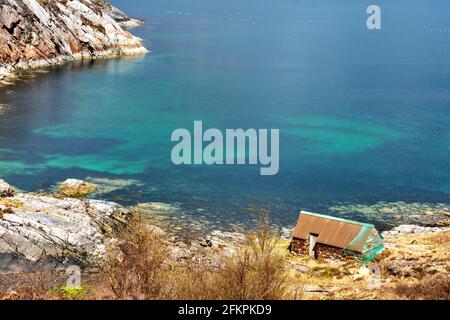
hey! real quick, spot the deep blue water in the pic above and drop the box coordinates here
[0,0,449,230]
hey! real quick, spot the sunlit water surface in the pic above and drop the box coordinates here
[1,0,449,231]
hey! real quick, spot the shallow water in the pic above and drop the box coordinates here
[0,0,449,230]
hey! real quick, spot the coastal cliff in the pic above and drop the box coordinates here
[0,0,147,80]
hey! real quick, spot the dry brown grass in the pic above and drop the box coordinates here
[423,231,450,247]
[99,216,169,300]
[0,263,66,300]
[98,210,292,300]
[395,274,450,300]
[0,214,292,300]
[206,212,290,300]
[4,214,448,300]
[283,231,450,300]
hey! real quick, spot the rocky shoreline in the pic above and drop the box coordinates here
[0,179,131,269]
[0,0,147,82]
[0,178,250,270]
[1,178,449,300]
[1,177,449,271]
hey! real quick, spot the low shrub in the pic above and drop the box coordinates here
[395,274,450,300]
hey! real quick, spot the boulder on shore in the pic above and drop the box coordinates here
[59,179,97,197]
[0,179,15,197]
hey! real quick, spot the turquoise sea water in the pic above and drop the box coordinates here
[0,0,449,230]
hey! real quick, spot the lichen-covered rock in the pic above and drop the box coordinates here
[59,179,97,197]
[0,179,15,197]
[206,230,246,249]
[0,192,130,266]
[0,0,147,80]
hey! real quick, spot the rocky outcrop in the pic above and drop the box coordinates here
[0,0,147,80]
[0,185,130,269]
[59,178,96,197]
[0,179,15,197]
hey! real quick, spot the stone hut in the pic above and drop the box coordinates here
[290,211,384,262]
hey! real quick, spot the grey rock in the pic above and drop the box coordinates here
[0,4,22,30]
[0,192,131,266]
[195,237,212,248]
[207,230,246,249]
[382,224,450,237]
[85,177,144,196]
[146,224,167,237]
[0,179,16,197]
[387,260,417,277]
[134,202,181,216]
[281,227,292,240]
[295,264,310,273]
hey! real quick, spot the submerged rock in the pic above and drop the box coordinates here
[382,224,450,237]
[135,202,181,214]
[85,177,144,196]
[206,230,246,249]
[59,179,97,197]
[329,201,450,228]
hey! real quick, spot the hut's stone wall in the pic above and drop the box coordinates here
[290,238,357,260]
